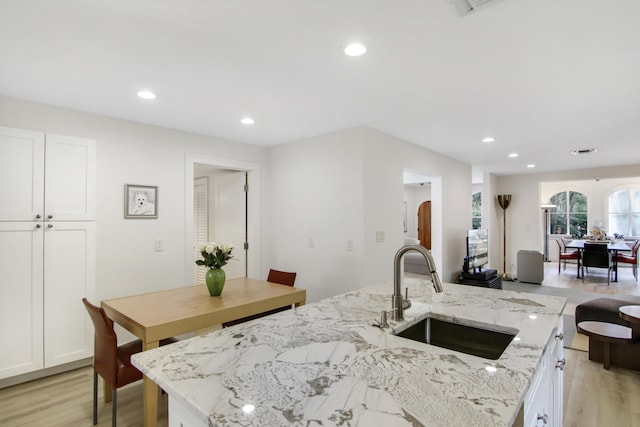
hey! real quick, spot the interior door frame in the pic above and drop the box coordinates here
[184,154,260,285]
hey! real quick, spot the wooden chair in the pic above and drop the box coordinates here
[556,239,579,273]
[581,242,613,285]
[614,240,639,281]
[222,269,297,327]
[82,298,176,427]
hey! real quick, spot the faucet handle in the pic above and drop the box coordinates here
[403,287,412,311]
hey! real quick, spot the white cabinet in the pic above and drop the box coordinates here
[43,222,96,367]
[0,126,95,222]
[524,316,564,427]
[0,126,96,380]
[0,222,44,378]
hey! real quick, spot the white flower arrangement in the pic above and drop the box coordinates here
[590,226,606,240]
[196,242,234,269]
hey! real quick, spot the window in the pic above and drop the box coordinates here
[549,191,587,236]
[472,192,481,229]
[608,189,640,237]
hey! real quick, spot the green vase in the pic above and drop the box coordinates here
[205,268,226,296]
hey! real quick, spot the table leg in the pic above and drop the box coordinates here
[103,380,112,402]
[576,250,581,279]
[143,340,160,427]
[603,342,610,370]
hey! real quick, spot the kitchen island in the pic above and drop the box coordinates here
[132,277,565,427]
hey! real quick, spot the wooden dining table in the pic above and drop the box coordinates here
[565,240,631,281]
[101,277,306,427]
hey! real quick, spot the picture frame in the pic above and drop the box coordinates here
[124,184,158,219]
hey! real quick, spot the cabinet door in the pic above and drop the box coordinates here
[44,134,96,221]
[0,222,44,379]
[43,222,96,368]
[0,126,45,221]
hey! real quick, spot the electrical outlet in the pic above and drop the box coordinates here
[376,231,385,243]
[346,240,353,251]
[154,239,164,252]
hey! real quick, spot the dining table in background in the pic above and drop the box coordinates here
[102,277,306,427]
[565,240,632,281]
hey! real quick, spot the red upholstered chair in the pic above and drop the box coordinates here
[82,298,176,427]
[556,239,579,273]
[615,240,639,281]
[222,269,297,327]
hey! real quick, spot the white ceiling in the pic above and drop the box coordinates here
[1,0,639,176]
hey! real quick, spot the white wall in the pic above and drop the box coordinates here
[495,165,640,276]
[271,127,472,303]
[1,96,473,309]
[0,95,270,302]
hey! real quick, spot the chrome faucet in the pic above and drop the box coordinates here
[392,244,443,320]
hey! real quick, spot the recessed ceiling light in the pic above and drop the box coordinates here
[571,148,598,155]
[344,43,367,57]
[482,136,495,143]
[241,117,255,125]
[485,366,498,373]
[526,164,536,168]
[508,153,519,158]
[137,90,157,100]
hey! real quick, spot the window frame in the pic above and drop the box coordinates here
[607,187,640,238]
[549,190,588,237]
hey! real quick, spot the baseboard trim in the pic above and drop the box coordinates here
[0,357,92,389]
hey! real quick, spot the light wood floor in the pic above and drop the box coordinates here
[1,262,639,427]
[543,261,640,427]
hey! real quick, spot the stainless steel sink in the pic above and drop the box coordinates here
[393,316,518,360]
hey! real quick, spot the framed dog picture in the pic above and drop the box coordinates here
[124,184,158,219]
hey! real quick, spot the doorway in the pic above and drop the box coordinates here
[193,166,247,282]
[184,154,260,285]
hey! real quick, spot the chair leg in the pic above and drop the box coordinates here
[92,370,98,425]
[112,389,117,427]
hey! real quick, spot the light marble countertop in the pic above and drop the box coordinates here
[132,277,566,427]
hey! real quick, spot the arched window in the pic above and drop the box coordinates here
[608,189,640,237]
[472,192,481,229]
[549,191,587,236]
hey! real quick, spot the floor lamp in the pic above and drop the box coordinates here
[497,195,512,280]
[540,204,557,262]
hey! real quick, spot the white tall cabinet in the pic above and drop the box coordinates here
[0,126,96,380]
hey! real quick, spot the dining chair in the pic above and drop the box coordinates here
[581,242,613,285]
[614,240,639,281]
[222,269,297,327]
[556,239,579,273]
[82,298,176,427]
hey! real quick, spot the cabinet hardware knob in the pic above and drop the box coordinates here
[36,224,42,229]
[556,358,566,370]
[536,413,548,424]
[47,224,53,228]
[36,214,42,219]
[47,215,53,219]
[555,333,564,341]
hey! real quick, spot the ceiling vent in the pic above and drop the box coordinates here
[450,0,507,16]
[572,148,598,155]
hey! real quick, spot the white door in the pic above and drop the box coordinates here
[43,221,96,367]
[193,177,209,284]
[0,222,44,379]
[214,172,246,279]
[0,126,45,221]
[44,133,96,221]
